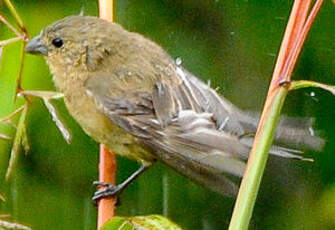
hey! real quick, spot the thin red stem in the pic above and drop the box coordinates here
[97,1,116,229]
[229,0,325,229]
[97,145,117,229]
[270,0,311,87]
[283,0,324,82]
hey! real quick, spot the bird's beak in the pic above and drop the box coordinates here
[25,35,48,55]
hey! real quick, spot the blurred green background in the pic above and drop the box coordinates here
[0,0,334,229]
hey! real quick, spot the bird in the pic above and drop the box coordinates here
[25,15,324,200]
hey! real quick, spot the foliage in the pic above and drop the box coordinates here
[101,215,182,230]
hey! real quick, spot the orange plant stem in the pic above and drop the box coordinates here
[97,1,116,229]
[99,0,114,21]
[229,0,324,229]
[97,144,117,229]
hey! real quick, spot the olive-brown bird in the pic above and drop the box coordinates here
[25,16,324,199]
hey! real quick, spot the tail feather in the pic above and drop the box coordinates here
[239,112,325,152]
[275,117,325,152]
[184,69,325,153]
[146,140,240,196]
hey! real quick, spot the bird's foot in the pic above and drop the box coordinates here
[92,181,122,203]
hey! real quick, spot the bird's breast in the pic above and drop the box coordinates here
[52,71,154,162]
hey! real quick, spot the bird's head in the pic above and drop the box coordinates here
[25,15,124,74]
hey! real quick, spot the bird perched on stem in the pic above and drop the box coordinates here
[25,16,324,200]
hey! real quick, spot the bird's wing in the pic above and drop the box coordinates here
[84,68,252,196]
[84,65,313,195]
[182,68,324,152]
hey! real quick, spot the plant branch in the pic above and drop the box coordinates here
[5,104,28,181]
[97,145,117,230]
[18,90,71,143]
[0,105,25,123]
[0,133,12,140]
[0,37,22,46]
[228,1,324,229]
[98,0,114,22]
[3,0,28,35]
[289,80,335,95]
[0,14,22,37]
[97,0,117,229]
[14,42,27,101]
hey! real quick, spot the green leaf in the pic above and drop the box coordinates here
[101,215,182,230]
[101,217,134,230]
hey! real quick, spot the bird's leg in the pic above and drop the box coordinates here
[92,161,151,202]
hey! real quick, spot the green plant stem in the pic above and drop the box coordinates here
[0,37,22,47]
[0,105,25,123]
[3,0,27,33]
[289,80,335,95]
[229,0,324,229]
[5,104,28,181]
[0,14,22,37]
[228,88,287,230]
[14,42,27,101]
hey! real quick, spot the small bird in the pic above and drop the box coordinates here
[25,16,324,199]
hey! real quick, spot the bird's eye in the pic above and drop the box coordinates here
[52,38,63,48]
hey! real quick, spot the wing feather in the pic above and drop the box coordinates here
[84,64,323,196]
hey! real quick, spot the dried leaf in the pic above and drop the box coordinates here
[17,91,70,144]
[0,220,31,230]
[0,37,22,47]
[43,99,71,144]
[20,90,64,100]
[0,133,11,140]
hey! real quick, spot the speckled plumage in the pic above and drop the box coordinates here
[26,16,324,196]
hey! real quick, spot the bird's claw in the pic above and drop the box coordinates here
[92,181,122,204]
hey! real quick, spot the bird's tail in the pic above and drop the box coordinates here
[238,112,325,154]
[184,69,325,155]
